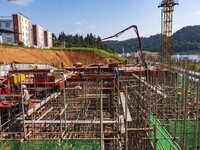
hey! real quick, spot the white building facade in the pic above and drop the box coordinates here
[32,24,44,48]
[12,13,32,47]
[44,30,53,48]
[0,13,53,48]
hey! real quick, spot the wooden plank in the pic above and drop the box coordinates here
[120,92,132,121]
[27,92,60,115]
[23,120,117,124]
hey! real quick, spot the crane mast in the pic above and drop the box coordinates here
[159,0,178,69]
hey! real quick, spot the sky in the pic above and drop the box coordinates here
[1,0,200,41]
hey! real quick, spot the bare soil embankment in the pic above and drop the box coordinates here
[0,45,113,67]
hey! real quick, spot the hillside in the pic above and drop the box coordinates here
[104,25,200,54]
[0,45,116,67]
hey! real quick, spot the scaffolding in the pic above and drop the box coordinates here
[0,60,199,150]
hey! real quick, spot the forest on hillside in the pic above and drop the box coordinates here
[104,25,200,54]
[53,25,200,55]
[53,32,114,53]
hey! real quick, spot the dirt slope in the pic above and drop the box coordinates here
[0,45,112,67]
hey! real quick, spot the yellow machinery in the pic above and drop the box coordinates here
[10,74,26,84]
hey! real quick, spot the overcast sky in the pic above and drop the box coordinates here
[1,0,200,40]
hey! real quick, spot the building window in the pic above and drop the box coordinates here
[5,22,10,28]
[0,23,1,27]
[6,37,12,43]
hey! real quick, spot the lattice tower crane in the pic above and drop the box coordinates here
[158,0,178,69]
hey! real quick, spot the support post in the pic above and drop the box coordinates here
[100,79,104,150]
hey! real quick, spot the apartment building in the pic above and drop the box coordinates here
[12,13,32,46]
[0,13,53,48]
[32,24,45,48]
[44,30,53,48]
[0,16,14,44]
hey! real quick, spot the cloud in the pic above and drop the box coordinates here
[11,0,34,6]
[196,11,200,15]
[89,25,97,29]
[76,22,82,25]
[76,29,82,33]
[173,24,188,32]
[75,19,86,25]
[173,25,182,30]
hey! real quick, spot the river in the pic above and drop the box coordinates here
[172,54,200,61]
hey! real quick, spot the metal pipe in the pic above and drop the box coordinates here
[125,85,128,150]
[23,120,117,124]
[183,60,189,150]
[63,75,67,131]
[20,75,26,140]
[100,79,104,150]
[195,81,199,150]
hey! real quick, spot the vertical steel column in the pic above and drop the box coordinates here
[195,81,199,150]
[20,75,26,140]
[100,79,104,150]
[117,75,120,104]
[0,110,1,138]
[125,85,128,150]
[154,76,158,150]
[148,75,152,138]
[63,74,67,131]
[183,60,189,150]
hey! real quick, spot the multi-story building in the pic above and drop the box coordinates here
[0,16,14,44]
[12,13,32,46]
[32,24,44,48]
[44,30,53,48]
[0,13,53,48]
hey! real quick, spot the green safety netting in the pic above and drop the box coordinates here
[150,114,181,150]
[0,140,100,150]
[161,120,200,149]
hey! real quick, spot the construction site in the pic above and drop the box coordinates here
[0,0,200,150]
[0,55,199,150]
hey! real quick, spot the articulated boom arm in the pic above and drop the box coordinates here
[98,25,145,65]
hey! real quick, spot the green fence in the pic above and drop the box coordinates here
[150,114,181,150]
[162,120,200,149]
[0,140,100,150]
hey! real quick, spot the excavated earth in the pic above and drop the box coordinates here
[0,45,114,67]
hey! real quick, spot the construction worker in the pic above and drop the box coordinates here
[61,73,67,87]
[78,72,84,78]
[114,67,119,78]
[34,63,38,69]
[22,85,30,114]
[98,66,101,75]
[10,62,14,70]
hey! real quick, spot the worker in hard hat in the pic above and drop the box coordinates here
[114,67,119,78]
[34,63,38,69]
[22,85,30,114]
